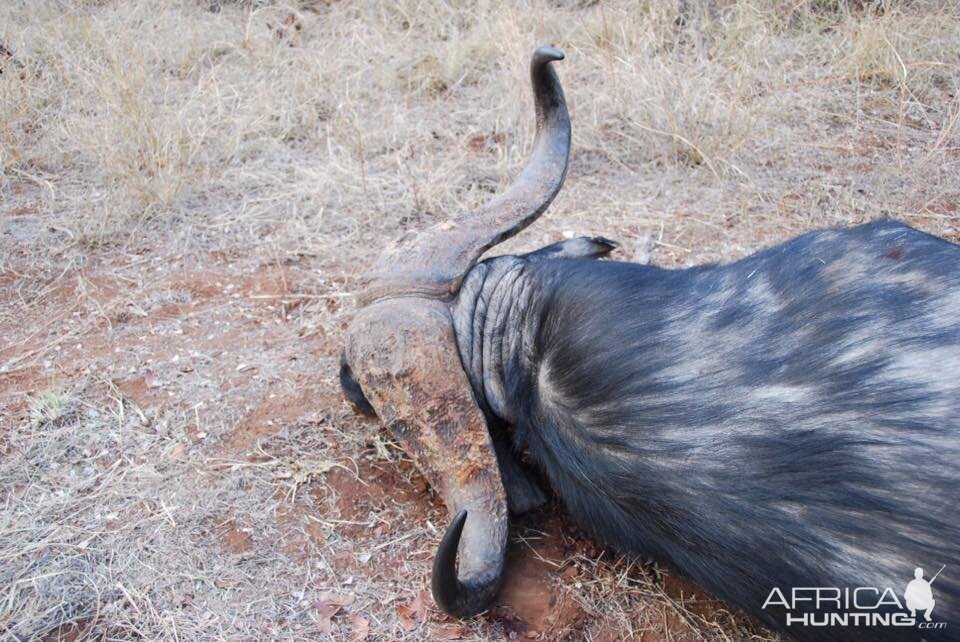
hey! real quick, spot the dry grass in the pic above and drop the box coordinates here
[3,382,376,640]
[1,0,959,640]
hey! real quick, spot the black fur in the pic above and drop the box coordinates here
[453,220,960,641]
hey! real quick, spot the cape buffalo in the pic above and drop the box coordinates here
[340,47,959,641]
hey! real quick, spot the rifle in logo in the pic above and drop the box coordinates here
[904,564,945,622]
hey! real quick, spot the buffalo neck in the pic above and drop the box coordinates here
[452,256,543,426]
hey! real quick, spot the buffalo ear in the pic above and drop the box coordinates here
[523,236,619,262]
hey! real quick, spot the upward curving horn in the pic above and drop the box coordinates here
[431,510,499,617]
[361,47,570,304]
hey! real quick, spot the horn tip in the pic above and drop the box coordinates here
[533,46,565,65]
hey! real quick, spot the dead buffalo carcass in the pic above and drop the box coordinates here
[340,48,959,640]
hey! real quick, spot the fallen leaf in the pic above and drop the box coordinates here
[314,592,355,634]
[316,604,339,634]
[397,604,417,632]
[348,614,369,641]
[412,590,430,622]
[398,590,431,631]
[435,624,468,640]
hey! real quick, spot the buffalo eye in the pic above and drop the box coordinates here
[339,351,377,417]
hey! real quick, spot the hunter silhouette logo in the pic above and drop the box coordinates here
[904,565,944,622]
[762,565,948,630]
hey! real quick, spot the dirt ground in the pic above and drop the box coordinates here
[1,204,776,641]
[2,1,958,640]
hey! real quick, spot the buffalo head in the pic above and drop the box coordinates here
[339,47,570,617]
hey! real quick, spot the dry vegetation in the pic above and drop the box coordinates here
[1,0,958,640]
